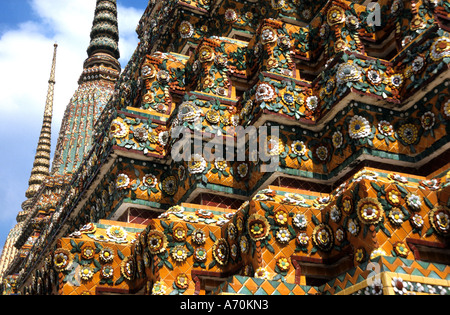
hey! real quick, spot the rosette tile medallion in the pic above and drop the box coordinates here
[2,0,450,296]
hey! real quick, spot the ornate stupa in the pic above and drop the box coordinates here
[1,0,450,296]
[51,0,121,176]
[0,0,121,292]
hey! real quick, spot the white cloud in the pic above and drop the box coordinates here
[0,0,142,130]
[117,5,143,61]
[0,0,143,247]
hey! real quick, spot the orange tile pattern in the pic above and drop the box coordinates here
[50,165,450,295]
[55,220,146,295]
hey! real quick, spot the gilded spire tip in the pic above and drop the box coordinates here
[23,44,58,206]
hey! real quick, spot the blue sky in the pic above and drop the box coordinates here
[0,0,147,255]
[0,2,35,31]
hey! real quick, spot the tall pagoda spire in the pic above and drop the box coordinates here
[85,0,120,70]
[23,43,58,208]
[50,0,121,175]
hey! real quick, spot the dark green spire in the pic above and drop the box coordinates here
[87,0,120,60]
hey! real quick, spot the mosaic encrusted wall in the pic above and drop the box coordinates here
[8,0,450,295]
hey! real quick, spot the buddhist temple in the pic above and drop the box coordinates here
[1,0,449,296]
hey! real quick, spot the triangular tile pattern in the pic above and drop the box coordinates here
[321,256,450,295]
[213,276,313,295]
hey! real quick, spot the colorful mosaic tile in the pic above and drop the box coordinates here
[2,0,450,296]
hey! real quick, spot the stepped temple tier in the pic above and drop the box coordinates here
[0,0,449,296]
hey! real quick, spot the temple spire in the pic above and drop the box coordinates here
[86,0,120,61]
[23,43,58,207]
[51,0,121,176]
